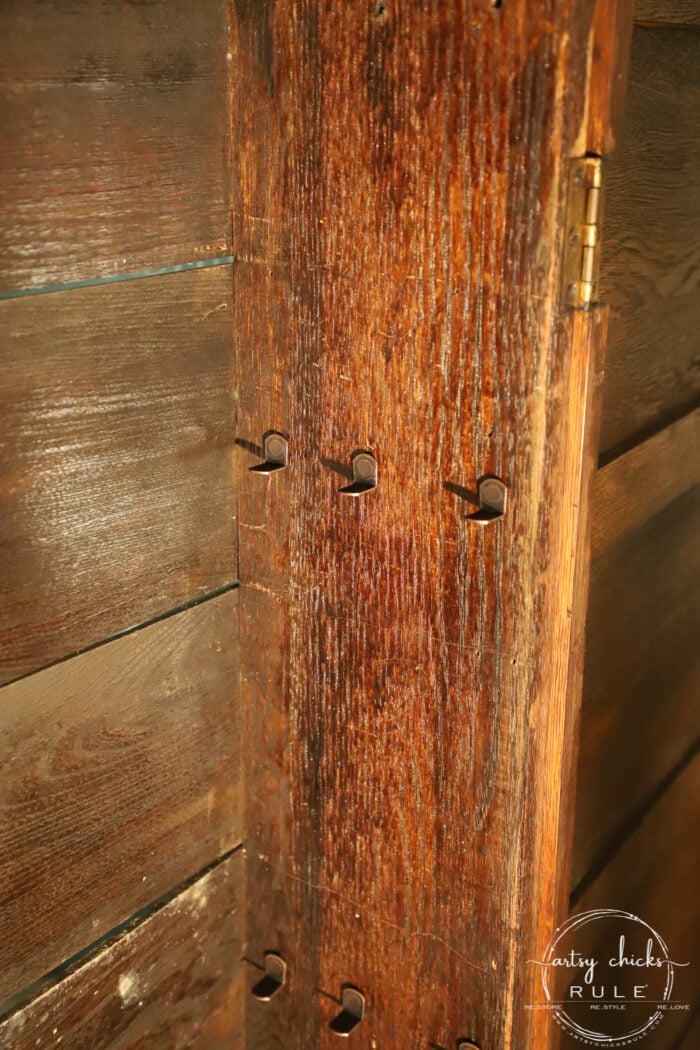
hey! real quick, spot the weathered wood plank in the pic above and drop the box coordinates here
[600,25,700,458]
[0,265,236,685]
[0,0,231,292]
[0,589,241,1002]
[0,850,245,1049]
[573,486,700,888]
[591,408,700,558]
[573,756,699,1050]
[636,1,700,25]
[233,2,627,1047]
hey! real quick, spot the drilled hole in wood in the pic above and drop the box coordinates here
[372,2,388,19]
[490,0,503,8]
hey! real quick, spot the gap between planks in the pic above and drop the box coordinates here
[591,406,700,559]
[0,842,245,1024]
[0,580,240,692]
[0,256,234,302]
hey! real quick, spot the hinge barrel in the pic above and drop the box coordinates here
[564,155,604,310]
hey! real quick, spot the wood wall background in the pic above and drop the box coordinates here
[0,2,243,1046]
[572,11,700,1050]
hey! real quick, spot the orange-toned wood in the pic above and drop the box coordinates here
[233,2,632,1047]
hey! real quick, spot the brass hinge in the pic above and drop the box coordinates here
[563,155,604,309]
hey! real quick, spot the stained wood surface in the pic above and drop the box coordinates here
[591,407,700,558]
[573,755,700,1050]
[599,25,700,459]
[675,1010,700,1050]
[636,1,700,25]
[573,485,700,889]
[0,850,245,1049]
[0,589,241,1003]
[233,2,623,1047]
[0,0,231,292]
[578,0,634,154]
[0,265,236,685]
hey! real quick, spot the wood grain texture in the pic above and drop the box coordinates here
[573,486,700,889]
[599,25,700,459]
[573,756,699,1050]
[0,850,245,1049]
[0,0,231,292]
[233,3,624,1047]
[0,265,236,685]
[0,589,241,1002]
[575,0,634,155]
[591,407,700,558]
[636,1,700,25]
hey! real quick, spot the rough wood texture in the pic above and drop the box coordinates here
[636,1,700,25]
[0,850,245,1049]
[0,265,236,685]
[0,589,241,1002]
[0,0,232,293]
[591,407,700,558]
[233,3,626,1047]
[573,486,700,889]
[600,25,700,459]
[575,0,634,155]
[574,755,700,1050]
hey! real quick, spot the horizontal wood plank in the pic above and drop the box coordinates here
[0,265,236,684]
[0,0,231,292]
[573,756,699,1050]
[573,486,700,888]
[636,1,700,25]
[591,408,700,558]
[599,25,700,458]
[0,850,245,1049]
[0,589,241,1002]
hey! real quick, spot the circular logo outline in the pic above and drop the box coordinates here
[540,909,675,1046]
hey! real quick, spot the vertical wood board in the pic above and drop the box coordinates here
[233,2,627,1047]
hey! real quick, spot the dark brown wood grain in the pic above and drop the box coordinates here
[636,1,700,25]
[0,588,241,1002]
[573,485,700,890]
[599,25,700,459]
[573,755,699,1050]
[0,849,245,1049]
[233,2,628,1047]
[674,1010,700,1050]
[0,0,232,292]
[0,265,236,684]
[591,407,700,558]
